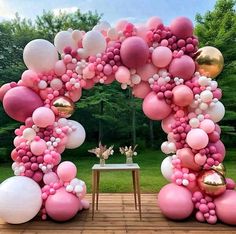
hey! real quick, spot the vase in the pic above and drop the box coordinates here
[100,158,105,167]
[126,156,133,165]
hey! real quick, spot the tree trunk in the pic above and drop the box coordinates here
[130,89,136,146]
[98,100,104,143]
[149,120,154,148]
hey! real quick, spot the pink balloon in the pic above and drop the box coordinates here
[57,161,77,182]
[169,55,195,81]
[215,190,236,225]
[186,129,209,150]
[120,36,149,68]
[146,16,163,30]
[132,81,151,99]
[136,63,157,81]
[43,172,59,185]
[136,25,149,41]
[115,66,130,83]
[30,139,47,156]
[115,20,128,31]
[3,86,43,122]
[200,119,215,133]
[81,199,90,210]
[54,60,66,76]
[45,187,80,222]
[32,107,55,128]
[213,88,222,100]
[226,178,236,190]
[152,46,172,68]
[0,83,11,102]
[83,79,95,90]
[158,183,194,220]
[104,75,115,85]
[172,85,193,106]
[21,70,38,89]
[13,136,26,147]
[69,88,82,102]
[208,140,225,161]
[208,131,220,143]
[142,92,171,120]
[170,17,193,39]
[161,114,175,134]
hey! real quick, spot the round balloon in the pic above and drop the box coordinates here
[32,107,55,128]
[172,85,193,106]
[152,46,172,68]
[204,101,225,122]
[161,156,173,181]
[170,17,193,39]
[132,81,151,99]
[52,96,75,118]
[186,128,209,150]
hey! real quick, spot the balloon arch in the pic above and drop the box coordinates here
[0,16,236,225]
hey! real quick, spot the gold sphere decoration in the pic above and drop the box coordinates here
[52,96,75,118]
[212,163,226,176]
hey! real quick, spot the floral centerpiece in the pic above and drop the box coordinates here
[119,145,138,164]
[88,142,114,166]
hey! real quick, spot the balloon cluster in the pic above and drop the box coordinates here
[0,15,235,225]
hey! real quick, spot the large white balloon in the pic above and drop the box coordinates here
[54,31,77,54]
[23,39,58,73]
[82,30,106,56]
[0,176,42,224]
[205,101,225,122]
[66,120,86,149]
[161,156,173,181]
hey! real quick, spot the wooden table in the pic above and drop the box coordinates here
[92,163,141,220]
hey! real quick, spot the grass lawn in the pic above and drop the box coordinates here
[0,146,235,193]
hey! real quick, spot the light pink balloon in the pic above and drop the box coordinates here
[115,19,128,31]
[45,187,80,222]
[81,199,90,209]
[146,16,163,30]
[194,153,207,166]
[186,129,209,150]
[32,107,55,128]
[200,119,215,133]
[170,17,193,39]
[136,25,149,41]
[142,92,171,120]
[158,183,194,220]
[208,140,225,161]
[152,46,172,68]
[54,60,66,76]
[30,139,47,156]
[115,66,130,83]
[13,136,26,147]
[57,161,77,182]
[83,79,95,90]
[0,83,11,102]
[215,190,236,225]
[136,63,158,81]
[169,55,195,81]
[43,172,59,185]
[161,114,175,133]
[172,85,193,106]
[132,81,151,99]
[104,75,115,85]
[69,88,82,102]
[21,70,38,89]
[3,86,43,122]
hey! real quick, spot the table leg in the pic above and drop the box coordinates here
[136,170,142,220]
[96,171,100,210]
[132,170,137,210]
[92,170,97,220]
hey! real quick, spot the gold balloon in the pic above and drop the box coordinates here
[195,46,224,78]
[212,163,226,176]
[197,169,226,196]
[52,96,75,118]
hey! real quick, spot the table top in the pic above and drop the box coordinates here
[92,163,140,170]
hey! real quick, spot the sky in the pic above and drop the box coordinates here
[0,0,217,25]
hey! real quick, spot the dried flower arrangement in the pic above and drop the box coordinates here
[119,145,138,164]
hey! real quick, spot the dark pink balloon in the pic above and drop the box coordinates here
[226,178,236,190]
[132,81,151,99]
[3,86,43,122]
[120,36,149,68]
[170,17,193,39]
[161,114,175,133]
[142,92,171,120]
[172,85,193,106]
[209,140,225,160]
[169,55,195,81]
[0,83,11,102]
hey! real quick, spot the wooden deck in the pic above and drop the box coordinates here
[0,193,236,234]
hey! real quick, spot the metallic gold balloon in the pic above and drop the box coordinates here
[195,46,224,78]
[52,96,75,118]
[197,169,226,196]
[212,163,226,176]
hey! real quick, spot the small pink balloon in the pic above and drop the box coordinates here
[136,25,149,41]
[69,88,82,102]
[13,136,26,147]
[215,190,236,225]
[83,79,95,90]
[146,16,163,29]
[132,81,151,99]
[186,128,209,150]
[81,199,90,210]
[120,36,149,68]
[21,70,38,88]
[115,19,128,31]
[142,92,171,120]
[115,66,130,84]
[32,107,55,128]
[194,153,207,166]
[57,161,77,182]
[200,119,215,133]
[172,85,193,106]
[226,178,236,190]
[208,131,220,143]
[170,17,193,39]
[0,83,11,102]
[136,63,157,81]
[161,114,175,134]
[54,60,66,76]
[169,55,195,81]
[30,139,47,156]
[213,88,222,99]
[152,46,172,68]
[45,187,80,222]
[208,140,225,160]
[158,183,194,220]
[43,172,59,185]
[104,75,115,85]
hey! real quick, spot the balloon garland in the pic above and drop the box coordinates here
[0,16,236,225]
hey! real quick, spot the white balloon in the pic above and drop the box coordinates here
[189,118,200,128]
[38,80,47,89]
[77,48,90,59]
[50,78,63,90]
[107,28,118,40]
[66,120,86,149]
[82,31,106,56]
[168,142,176,153]
[161,156,173,181]
[0,176,42,224]
[205,101,225,122]
[22,128,36,141]
[23,39,58,73]
[54,31,77,54]
[72,30,83,42]
[161,141,170,154]
[131,74,141,84]
[93,21,111,32]
[200,90,213,103]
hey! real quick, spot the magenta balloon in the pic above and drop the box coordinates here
[161,114,175,133]
[169,55,195,81]
[45,187,80,222]
[120,36,149,68]
[170,17,193,39]
[136,63,157,81]
[142,92,171,120]
[152,46,173,68]
[0,83,11,102]
[132,81,151,99]
[215,190,236,225]
[172,85,193,106]
[158,183,194,220]
[146,16,163,30]
[3,86,43,122]
[186,129,209,150]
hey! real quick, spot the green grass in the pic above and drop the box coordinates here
[0,147,236,193]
